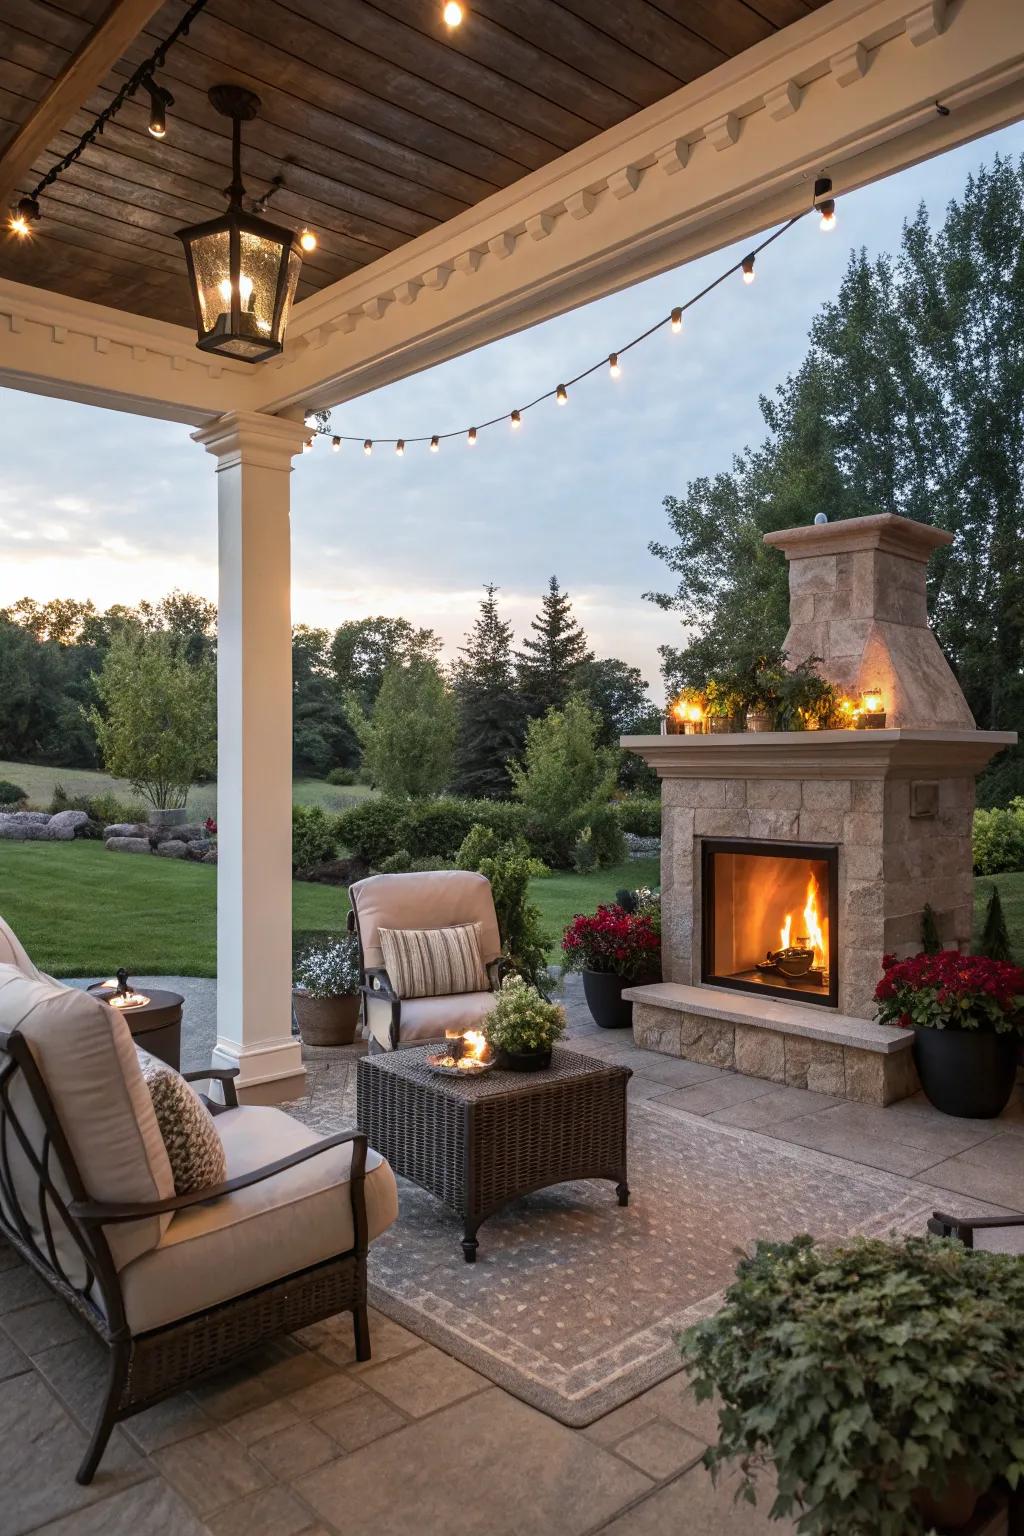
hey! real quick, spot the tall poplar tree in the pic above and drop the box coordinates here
[452,585,524,798]
[516,576,593,720]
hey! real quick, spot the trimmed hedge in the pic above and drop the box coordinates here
[336,795,528,866]
[613,795,661,838]
[973,798,1024,875]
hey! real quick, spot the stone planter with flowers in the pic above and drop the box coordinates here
[292,936,362,1047]
[562,893,661,1029]
[875,950,1024,1118]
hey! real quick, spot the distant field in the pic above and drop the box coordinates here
[0,760,374,819]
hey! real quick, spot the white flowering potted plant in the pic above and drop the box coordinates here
[292,935,361,1047]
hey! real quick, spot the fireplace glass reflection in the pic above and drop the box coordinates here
[701,840,838,1007]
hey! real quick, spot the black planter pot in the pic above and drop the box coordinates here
[498,1047,552,1073]
[912,1026,1019,1119]
[581,970,652,1030]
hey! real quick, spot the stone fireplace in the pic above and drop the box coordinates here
[622,514,1016,1105]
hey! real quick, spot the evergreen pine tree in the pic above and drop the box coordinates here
[516,576,593,720]
[452,585,524,799]
[980,885,1012,962]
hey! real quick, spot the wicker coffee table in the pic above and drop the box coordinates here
[357,1045,631,1262]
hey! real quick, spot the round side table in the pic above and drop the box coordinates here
[88,986,184,1070]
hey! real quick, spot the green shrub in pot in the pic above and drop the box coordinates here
[484,975,566,1069]
[680,1233,1024,1536]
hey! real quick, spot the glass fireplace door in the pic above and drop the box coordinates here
[701,839,838,1007]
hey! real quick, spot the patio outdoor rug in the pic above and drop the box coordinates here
[286,1065,940,1428]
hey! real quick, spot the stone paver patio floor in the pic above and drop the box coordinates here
[3,976,1021,1536]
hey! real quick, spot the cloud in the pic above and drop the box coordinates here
[2,122,1023,691]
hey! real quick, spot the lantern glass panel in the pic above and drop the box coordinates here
[190,229,231,336]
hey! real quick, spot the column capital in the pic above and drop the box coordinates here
[192,410,309,471]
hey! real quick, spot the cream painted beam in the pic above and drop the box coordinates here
[0,279,264,425]
[0,0,167,212]
[258,0,1024,416]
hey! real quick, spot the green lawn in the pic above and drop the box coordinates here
[0,759,374,819]
[0,842,662,978]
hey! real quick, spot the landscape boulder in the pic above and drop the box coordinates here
[175,825,208,843]
[155,839,188,859]
[202,849,218,864]
[103,822,149,840]
[46,810,90,840]
[105,836,152,855]
[0,813,50,841]
[185,838,213,860]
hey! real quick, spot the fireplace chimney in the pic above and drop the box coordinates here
[763,514,973,730]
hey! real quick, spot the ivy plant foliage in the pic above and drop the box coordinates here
[680,1235,1024,1536]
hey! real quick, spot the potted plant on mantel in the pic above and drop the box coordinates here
[680,1233,1024,1535]
[292,936,362,1047]
[484,974,566,1071]
[875,950,1024,1118]
[562,894,661,1029]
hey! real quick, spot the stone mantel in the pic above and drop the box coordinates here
[621,728,1017,781]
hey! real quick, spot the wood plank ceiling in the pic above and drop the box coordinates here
[0,0,832,327]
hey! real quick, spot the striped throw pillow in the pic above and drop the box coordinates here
[378,923,489,1000]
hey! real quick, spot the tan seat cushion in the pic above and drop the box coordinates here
[0,966,174,1277]
[378,922,489,1000]
[351,871,501,972]
[365,989,498,1048]
[118,1105,399,1335]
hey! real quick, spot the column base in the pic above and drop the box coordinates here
[212,1037,305,1105]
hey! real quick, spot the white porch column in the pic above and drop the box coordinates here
[192,410,309,1103]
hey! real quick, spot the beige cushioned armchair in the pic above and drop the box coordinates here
[349,870,504,1050]
[0,917,398,1485]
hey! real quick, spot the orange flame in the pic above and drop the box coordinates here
[779,876,828,969]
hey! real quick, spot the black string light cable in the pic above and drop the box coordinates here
[304,180,835,457]
[8,0,210,235]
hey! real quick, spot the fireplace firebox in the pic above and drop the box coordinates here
[701,840,839,1008]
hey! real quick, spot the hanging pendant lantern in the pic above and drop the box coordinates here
[177,85,302,362]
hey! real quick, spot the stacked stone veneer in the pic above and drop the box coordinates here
[622,513,1016,1106]
[630,988,920,1106]
[660,765,976,1021]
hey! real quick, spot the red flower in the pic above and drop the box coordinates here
[562,904,661,981]
[204,817,217,835]
[874,948,1024,1036]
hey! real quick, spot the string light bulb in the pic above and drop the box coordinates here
[442,1,464,25]
[396,440,405,455]
[742,254,755,284]
[814,177,836,232]
[8,196,39,237]
[511,409,521,430]
[145,77,172,138]
[556,383,568,405]
[608,353,620,379]
[299,227,317,252]
[467,427,477,445]
[430,434,440,452]
[363,439,373,456]
[331,436,341,452]
[671,307,682,333]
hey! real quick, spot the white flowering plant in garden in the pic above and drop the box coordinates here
[293,937,361,999]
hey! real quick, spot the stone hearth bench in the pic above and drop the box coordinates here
[622,983,918,1106]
